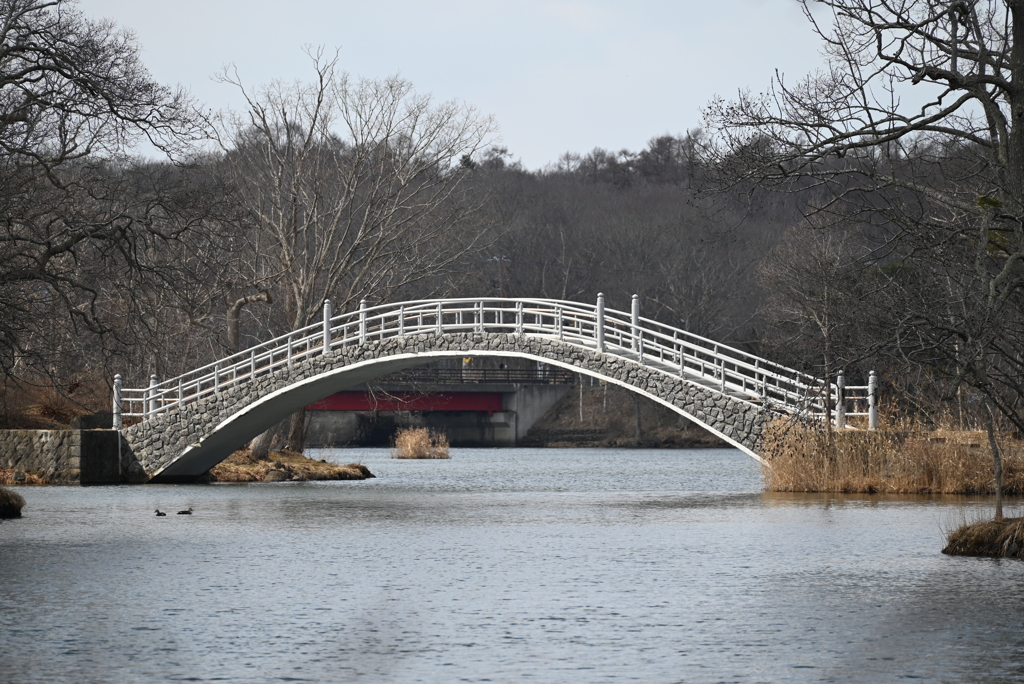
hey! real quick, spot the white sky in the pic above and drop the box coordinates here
[77,0,826,170]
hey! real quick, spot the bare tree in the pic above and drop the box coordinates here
[213,49,497,451]
[0,0,203,392]
[704,0,1024,516]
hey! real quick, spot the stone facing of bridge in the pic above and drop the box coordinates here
[124,333,779,480]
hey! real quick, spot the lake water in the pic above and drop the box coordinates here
[2,447,1023,683]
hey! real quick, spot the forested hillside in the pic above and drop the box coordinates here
[7,0,1024,464]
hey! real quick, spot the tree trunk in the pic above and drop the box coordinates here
[985,400,1004,521]
[634,394,643,447]
[249,416,288,460]
[287,409,307,454]
[226,291,271,352]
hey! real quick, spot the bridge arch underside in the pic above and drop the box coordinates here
[124,333,776,483]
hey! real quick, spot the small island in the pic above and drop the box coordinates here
[207,449,374,483]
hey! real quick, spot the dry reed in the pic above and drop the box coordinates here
[943,517,1024,557]
[0,485,25,518]
[0,468,48,485]
[392,427,450,459]
[761,418,1024,494]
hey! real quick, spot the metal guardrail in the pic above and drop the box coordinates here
[113,295,870,428]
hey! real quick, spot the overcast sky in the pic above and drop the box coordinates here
[77,0,826,170]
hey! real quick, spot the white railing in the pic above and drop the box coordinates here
[112,295,866,428]
[833,370,879,430]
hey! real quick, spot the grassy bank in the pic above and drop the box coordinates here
[761,419,1024,494]
[943,517,1024,558]
[208,449,374,482]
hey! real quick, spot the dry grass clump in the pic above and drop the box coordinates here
[943,518,1024,557]
[762,418,1024,494]
[0,485,26,518]
[0,468,48,485]
[208,448,374,482]
[392,427,450,459]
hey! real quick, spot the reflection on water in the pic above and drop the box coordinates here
[2,447,1023,683]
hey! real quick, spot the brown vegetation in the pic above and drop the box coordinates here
[0,485,26,518]
[0,468,48,485]
[943,518,1024,558]
[207,448,374,482]
[392,427,450,459]
[761,419,1024,495]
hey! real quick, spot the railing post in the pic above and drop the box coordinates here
[399,305,405,336]
[516,302,524,335]
[250,350,256,379]
[477,300,484,333]
[214,362,220,394]
[835,370,846,429]
[755,359,765,401]
[436,302,443,335]
[557,307,564,341]
[868,370,879,430]
[631,294,639,352]
[676,332,684,376]
[112,374,122,430]
[287,335,294,371]
[148,374,158,419]
[720,359,726,392]
[323,298,333,353]
[359,299,367,343]
[596,293,606,353]
[177,378,183,407]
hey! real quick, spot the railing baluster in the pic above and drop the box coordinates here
[112,374,123,430]
[868,371,878,430]
[359,299,367,343]
[631,294,640,354]
[596,293,605,352]
[835,370,846,429]
[399,306,405,336]
[148,374,158,419]
[323,299,333,354]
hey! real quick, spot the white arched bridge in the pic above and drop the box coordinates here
[112,296,878,483]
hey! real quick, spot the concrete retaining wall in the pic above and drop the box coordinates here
[0,429,135,484]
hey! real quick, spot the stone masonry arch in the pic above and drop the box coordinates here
[122,333,778,482]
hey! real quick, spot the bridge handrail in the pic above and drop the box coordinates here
[115,296,834,424]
